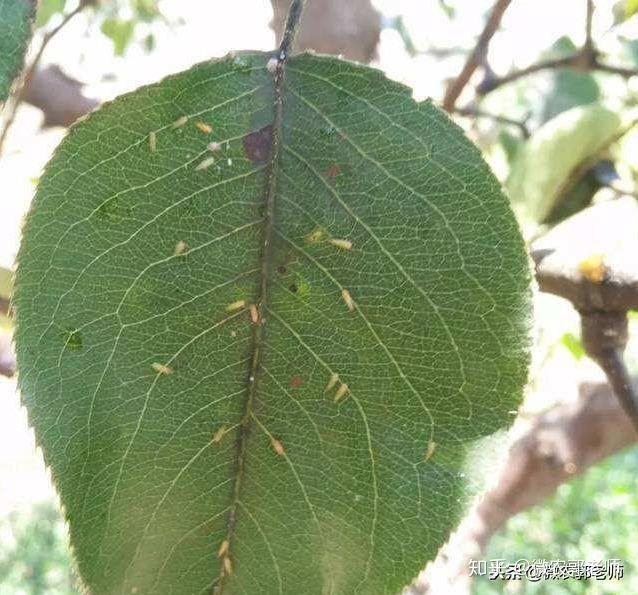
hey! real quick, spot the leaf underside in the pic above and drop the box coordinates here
[15,52,530,595]
[508,103,622,223]
[0,0,35,103]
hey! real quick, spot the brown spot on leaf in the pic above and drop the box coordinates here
[289,375,304,389]
[325,164,341,179]
[242,125,273,164]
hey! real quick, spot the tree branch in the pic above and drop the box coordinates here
[0,4,84,153]
[451,106,530,137]
[478,0,637,96]
[585,0,595,53]
[269,0,380,63]
[478,52,638,95]
[442,0,512,112]
[277,0,307,60]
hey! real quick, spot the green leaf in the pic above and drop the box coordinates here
[101,17,136,56]
[132,0,159,22]
[541,70,600,123]
[561,332,585,360]
[538,37,600,124]
[507,104,622,223]
[35,0,66,28]
[14,52,531,594]
[626,0,638,19]
[0,266,12,301]
[0,0,36,103]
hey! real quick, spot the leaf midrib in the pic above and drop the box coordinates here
[218,54,285,592]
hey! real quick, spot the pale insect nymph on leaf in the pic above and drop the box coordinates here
[212,425,227,444]
[151,362,172,375]
[171,115,188,129]
[226,299,246,313]
[271,438,285,455]
[195,121,212,134]
[425,441,437,461]
[306,227,325,244]
[334,383,349,403]
[324,372,339,393]
[329,238,353,251]
[148,131,157,152]
[217,539,229,558]
[249,303,259,324]
[174,240,188,255]
[341,288,355,312]
[196,156,216,171]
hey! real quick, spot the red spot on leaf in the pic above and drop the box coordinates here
[289,376,304,389]
[242,125,273,164]
[325,164,341,179]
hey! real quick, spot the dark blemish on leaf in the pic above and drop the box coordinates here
[97,198,131,222]
[62,329,83,351]
[325,164,341,179]
[289,376,304,389]
[319,125,336,138]
[242,125,273,165]
[289,275,310,298]
[277,265,287,275]
[257,204,266,217]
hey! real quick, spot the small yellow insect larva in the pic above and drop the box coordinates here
[334,383,349,403]
[271,437,285,456]
[196,156,216,171]
[424,440,437,461]
[341,288,355,312]
[217,539,229,558]
[195,121,213,134]
[306,228,325,244]
[223,556,233,575]
[172,115,188,129]
[226,299,246,313]
[227,158,233,166]
[324,372,339,393]
[249,303,259,324]
[578,254,606,284]
[329,238,353,251]
[174,240,188,255]
[208,141,222,152]
[212,425,227,444]
[148,131,157,152]
[266,58,278,74]
[152,362,172,375]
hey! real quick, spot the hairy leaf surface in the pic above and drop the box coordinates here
[0,0,35,103]
[15,52,530,594]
